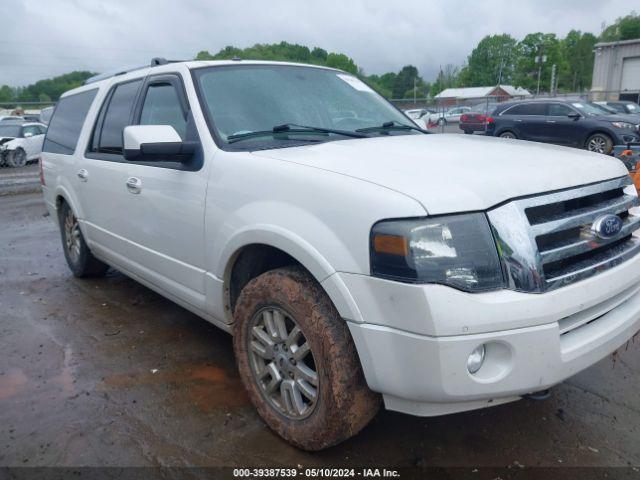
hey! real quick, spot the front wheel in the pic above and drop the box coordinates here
[6,148,27,167]
[233,266,380,450]
[437,118,447,126]
[586,133,613,155]
[59,202,109,278]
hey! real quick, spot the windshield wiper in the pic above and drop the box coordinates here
[356,121,427,134]
[227,123,369,144]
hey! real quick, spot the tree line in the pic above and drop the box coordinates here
[1,11,638,105]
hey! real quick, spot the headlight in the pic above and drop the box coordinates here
[611,121,638,130]
[370,213,504,292]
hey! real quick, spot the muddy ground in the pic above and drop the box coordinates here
[1,192,639,471]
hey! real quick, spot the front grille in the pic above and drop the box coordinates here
[487,177,640,292]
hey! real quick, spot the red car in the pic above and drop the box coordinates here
[459,103,497,134]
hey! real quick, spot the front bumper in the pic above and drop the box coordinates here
[326,251,640,417]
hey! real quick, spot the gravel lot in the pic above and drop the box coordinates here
[1,192,639,475]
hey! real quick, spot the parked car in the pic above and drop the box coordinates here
[459,103,498,134]
[595,101,640,115]
[403,108,435,129]
[432,105,472,125]
[39,106,55,125]
[488,99,640,154]
[0,115,24,124]
[42,59,640,450]
[0,122,47,167]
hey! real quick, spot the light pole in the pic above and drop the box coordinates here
[535,46,547,96]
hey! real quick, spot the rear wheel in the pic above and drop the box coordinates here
[437,118,447,126]
[463,129,473,135]
[233,266,380,450]
[586,133,613,155]
[58,202,109,278]
[499,131,517,139]
[6,148,27,168]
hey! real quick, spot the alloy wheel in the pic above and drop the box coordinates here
[64,210,81,265]
[500,132,516,139]
[247,306,319,420]
[588,136,607,154]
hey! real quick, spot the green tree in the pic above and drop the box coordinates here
[515,33,565,93]
[195,42,358,73]
[0,85,14,102]
[430,64,459,96]
[601,12,640,41]
[560,30,597,91]
[392,65,422,98]
[17,71,95,102]
[462,34,520,86]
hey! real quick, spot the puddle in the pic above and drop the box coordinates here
[0,369,28,400]
[103,364,249,411]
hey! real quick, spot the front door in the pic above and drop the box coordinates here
[78,73,208,309]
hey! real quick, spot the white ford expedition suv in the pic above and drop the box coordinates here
[41,59,640,450]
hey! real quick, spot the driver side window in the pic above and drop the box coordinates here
[139,83,187,139]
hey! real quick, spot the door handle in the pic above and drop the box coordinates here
[77,169,88,182]
[126,177,142,194]
[546,120,556,123]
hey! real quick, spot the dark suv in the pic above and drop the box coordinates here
[488,99,640,154]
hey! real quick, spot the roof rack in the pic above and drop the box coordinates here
[84,57,184,85]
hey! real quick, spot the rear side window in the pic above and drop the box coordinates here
[502,103,546,116]
[43,89,97,155]
[140,83,187,139]
[92,80,142,154]
[548,104,574,116]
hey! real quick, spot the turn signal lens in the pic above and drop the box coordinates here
[373,234,408,256]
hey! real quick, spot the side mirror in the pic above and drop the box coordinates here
[24,132,33,138]
[123,125,197,162]
[567,112,581,120]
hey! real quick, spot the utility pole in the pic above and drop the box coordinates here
[535,45,547,96]
[550,64,557,97]
[413,77,417,103]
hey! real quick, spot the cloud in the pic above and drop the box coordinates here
[0,0,633,86]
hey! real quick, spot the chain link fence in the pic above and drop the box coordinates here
[391,90,640,135]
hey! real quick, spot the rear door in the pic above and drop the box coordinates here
[79,73,208,309]
[499,103,547,141]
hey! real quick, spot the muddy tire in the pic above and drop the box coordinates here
[233,266,380,450]
[6,148,27,168]
[58,202,109,278]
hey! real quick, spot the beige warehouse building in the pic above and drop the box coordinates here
[591,39,640,102]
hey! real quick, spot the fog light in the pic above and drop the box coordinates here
[467,344,486,374]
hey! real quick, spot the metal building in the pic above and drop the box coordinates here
[591,39,640,102]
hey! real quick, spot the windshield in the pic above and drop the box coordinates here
[0,125,20,137]
[571,101,608,116]
[193,64,416,149]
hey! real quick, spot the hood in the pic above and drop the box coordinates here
[0,137,15,145]
[252,134,629,214]
[595,113,640,124]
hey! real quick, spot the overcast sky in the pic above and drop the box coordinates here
[0,0,634,87]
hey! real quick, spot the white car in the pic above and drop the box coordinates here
[431,105,472,125]
[0,122,47,167]
[403,108,434,129]
[41,59,640,450]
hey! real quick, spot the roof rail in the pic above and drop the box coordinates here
[84,57,185,85]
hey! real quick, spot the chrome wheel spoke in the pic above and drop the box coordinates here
[292,341,310,361]
[285,325,301,349]
[296,378,317,401]
[252,326,275,350]
[265,362,282,393]
[280,379,306,416]
[250,340,273,359]
[273,309,288,341]
[295,363,318,386]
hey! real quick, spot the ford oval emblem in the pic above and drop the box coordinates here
[591,214,623,239]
